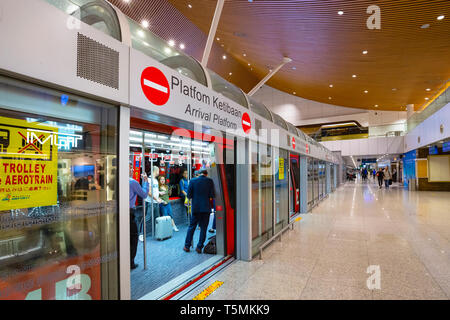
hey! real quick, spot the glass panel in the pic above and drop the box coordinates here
[127,18,207,86]
[251,141,273,256]
[128,128,230,299]
[248,97,272,121]
[286,122,298,136]
[208,70,248,108]
[314,160,319,202]
[274,149,289,234]
[0,76,118,300]
[307,157,314,207]
[271,113,288,131]
[45,0,122,41]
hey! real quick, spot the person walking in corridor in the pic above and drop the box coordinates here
[384,167,392,189]
[183,169,215,253]
[377,168,384,189]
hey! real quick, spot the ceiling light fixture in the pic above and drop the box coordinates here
[375,104,378,107]
[338,11,344,15]
[421,24,430,29]
[216,37,220,41]
[437,15,445,20]
[425,97,429,100]
[168,40,175,47]
[328,97,332,100]
[229,72,232,75]
[179,43,185,50]
[363,50,368,54]
[141,20,149,28]
[426,88,431,91]
[222,55,227,60]
[188,4,192,8]
[364,90,368,93]
[329,84,333,88]
[352,74,357,78]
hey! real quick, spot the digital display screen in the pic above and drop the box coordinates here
[443,142,450,153]
[429,146,438,155]
[73,165,95,178]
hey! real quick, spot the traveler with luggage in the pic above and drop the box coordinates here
[384,167,392,189]
[183,169,215,254]
[129,162,150,270]
[141,166,162,242]
[158,175,179,232]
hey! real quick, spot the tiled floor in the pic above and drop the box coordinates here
[184,180,450,300]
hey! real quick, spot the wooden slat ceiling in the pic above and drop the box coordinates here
[111,0,450,112]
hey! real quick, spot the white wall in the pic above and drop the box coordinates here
[321,136,405,157]
[252,85,407,129]
[405,102,450,152]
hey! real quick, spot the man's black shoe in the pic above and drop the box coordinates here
[131,263,138,270]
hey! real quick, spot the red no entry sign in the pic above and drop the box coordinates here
[306,143,309,153]
[242,112,251,134]
[292,137,296,149]
[140,67,170,106]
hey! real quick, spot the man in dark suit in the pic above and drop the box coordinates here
[183,169,215,253]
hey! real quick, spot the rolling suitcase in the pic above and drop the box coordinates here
[155,216,173,240]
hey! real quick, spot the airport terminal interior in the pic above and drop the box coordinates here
[0,0,449,301]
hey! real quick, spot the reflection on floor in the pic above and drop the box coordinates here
[184,180,450,300]
[131,214,216,300]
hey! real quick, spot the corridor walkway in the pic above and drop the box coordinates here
[184,180,450,300]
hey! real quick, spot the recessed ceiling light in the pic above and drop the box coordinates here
[222,55,227,60]
[188,4,192,8]
[141,20,149,28]
[375,104,378,107]
[179,43,185,50]
[425,97,429,100]
[363,50,368,54]
[243,53,246,57]
[437,15,445,20]
[137,30,145,38]
[293,92,296,95]
[421,24,430,29]
[221,44,224,47]
[216,37,220,41]
[328,97,332,100]
[292,66,296,70]
[248,63,251,66]
[392,88,397,91]
[229,72,232,75]
[168,39,175,47]
[329,84,333,88]
[426,88,431,91]
[164,47,171,54]
[352,74,357,78]
[338,10,344,15]
[364,90,368,93]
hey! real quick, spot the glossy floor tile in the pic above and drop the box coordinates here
[183,180,450,300]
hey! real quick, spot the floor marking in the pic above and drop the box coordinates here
[295,217,302,222]
[143,79,168,93]
[193,281,224,300]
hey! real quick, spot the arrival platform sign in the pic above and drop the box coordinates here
[0,116,58,210]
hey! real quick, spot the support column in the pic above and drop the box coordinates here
[406,104,414,119]
[201,0,225,67]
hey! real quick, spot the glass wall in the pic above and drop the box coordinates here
[319,161,325,199]
[307,157,314,208]
[251,141,273,256]
[314,160,319,203]
[0,76,118,300]
[274,149,289,234]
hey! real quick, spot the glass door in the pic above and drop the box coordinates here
[128,127,234,299]
[289,154,300,218]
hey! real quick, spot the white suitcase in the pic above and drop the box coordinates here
[155,216,173,240]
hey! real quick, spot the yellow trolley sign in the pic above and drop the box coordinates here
[0,116,58,210]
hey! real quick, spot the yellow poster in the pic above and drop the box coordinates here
[0,116,58,210]
[279,158,285,180]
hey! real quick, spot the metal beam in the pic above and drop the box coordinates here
[201,0,225,67]
[247,57,292,96]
